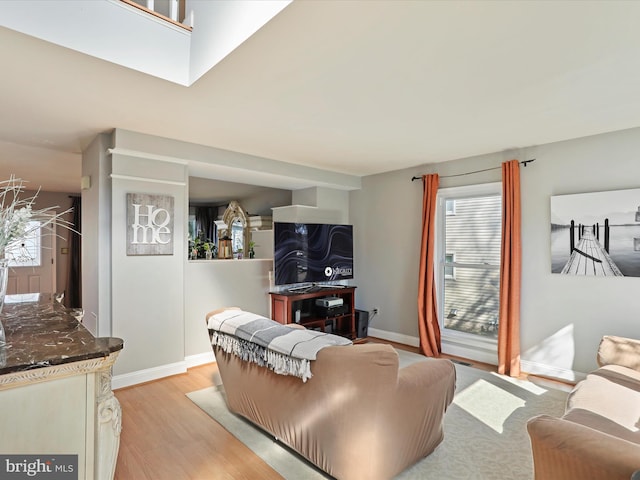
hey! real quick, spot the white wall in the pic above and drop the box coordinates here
[82,125,640,384]
[0,0,191,85]
[185,186,351,361]
[272,187,350,224]
[518,127,640,380]
[114,128,361,192]
[83,129,191,382]
[184,259,273,360]
[110,149,187,378]
[350,166,436,347]
[351,126,640,380]
[235,189,291,216]
[82,133,113,337]
[187,0,291,83]
[82,129,358,386]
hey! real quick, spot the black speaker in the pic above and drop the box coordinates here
[355,309,369,339]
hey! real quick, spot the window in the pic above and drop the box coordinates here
[5,220,42,267]
[435,183,501,362]
[444,253,456,279]
[445,199,456,215]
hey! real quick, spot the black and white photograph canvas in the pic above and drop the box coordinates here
[551,188,640,277]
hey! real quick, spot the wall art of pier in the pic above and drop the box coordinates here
[561,219,623,276]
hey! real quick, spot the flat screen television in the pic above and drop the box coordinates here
[273,222,354,286]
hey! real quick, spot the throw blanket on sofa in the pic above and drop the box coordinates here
[207,309,352,382]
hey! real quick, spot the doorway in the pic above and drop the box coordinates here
[435,183,502,364]
[6,220,56,295]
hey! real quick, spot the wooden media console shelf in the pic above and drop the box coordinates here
[270,286,357,340]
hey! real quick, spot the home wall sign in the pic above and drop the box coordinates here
[126,193,174,256]
[550,187,640,277]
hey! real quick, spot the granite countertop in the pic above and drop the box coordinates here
[0,294,124,375]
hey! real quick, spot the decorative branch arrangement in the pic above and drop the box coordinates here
[0,175,75,257]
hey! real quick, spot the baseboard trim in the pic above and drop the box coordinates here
[440,335,498,365]
[521,359,586,384]
[367,328,419,348]
[367,328,586,383]
[368,328,499,365]
[185,351,216,368]
[113,361,187,390]
[112,353,216,389]
[112,346,586,390]
[442,343,498,365]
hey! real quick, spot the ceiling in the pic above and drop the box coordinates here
[2,1,640,193]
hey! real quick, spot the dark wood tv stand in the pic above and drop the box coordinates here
[270,286,357,340]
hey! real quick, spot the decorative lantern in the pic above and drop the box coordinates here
[218,236,232,259]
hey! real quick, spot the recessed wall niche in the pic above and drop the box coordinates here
[188,176,292,259]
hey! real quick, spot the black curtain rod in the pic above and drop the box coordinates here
[411,158,535,181]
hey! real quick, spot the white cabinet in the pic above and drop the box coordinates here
[0,352,122,480]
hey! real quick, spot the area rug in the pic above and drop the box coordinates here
[187,350,568,479]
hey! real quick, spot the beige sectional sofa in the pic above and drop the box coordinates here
[527,335,640,480]
[207,308,456,480]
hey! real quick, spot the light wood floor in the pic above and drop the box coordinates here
[114,362,283,480]
[113,339,569,479]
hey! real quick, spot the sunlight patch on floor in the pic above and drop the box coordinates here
[454,379,525,433]
[489,372,549,395]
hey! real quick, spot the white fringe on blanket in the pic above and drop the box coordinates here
[212,331,313,382]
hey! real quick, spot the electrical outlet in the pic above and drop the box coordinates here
[372,308,379,316]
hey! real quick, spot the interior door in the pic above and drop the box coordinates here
[6,220,56,295]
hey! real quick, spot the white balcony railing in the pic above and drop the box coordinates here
[121,0,191,30]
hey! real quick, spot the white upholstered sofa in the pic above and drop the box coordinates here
[207,307,456,480]
[527,335,640,480]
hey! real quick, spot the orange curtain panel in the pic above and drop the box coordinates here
[498,160,522,376]
[418,174,442,357]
